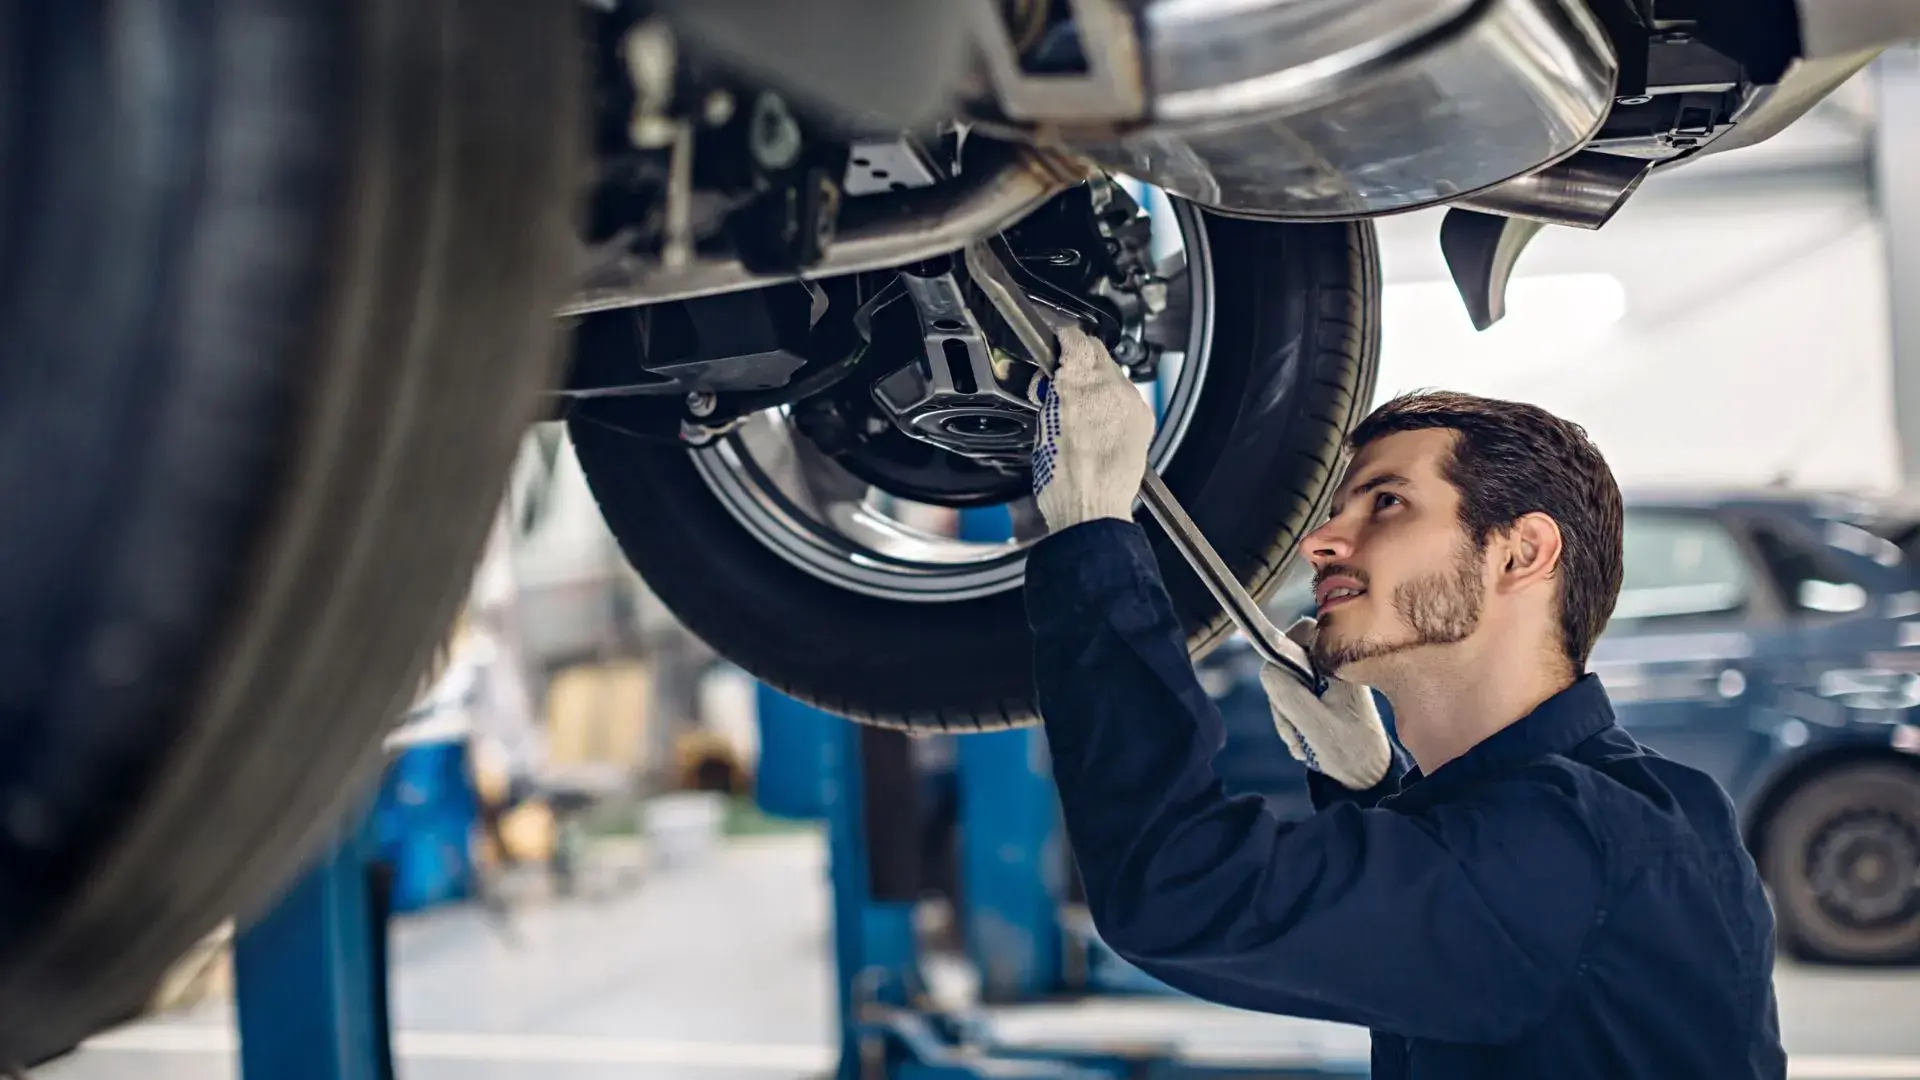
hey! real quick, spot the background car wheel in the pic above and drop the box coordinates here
[1763,762,1920,965]
[570,207,1380,731]
[0,0,581,1060]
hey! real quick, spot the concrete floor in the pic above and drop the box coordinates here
[43,831,1920,1080]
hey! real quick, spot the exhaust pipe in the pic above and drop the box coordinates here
[559,142,1091,317]
[1438,150,1656,333]
[1451,150,1656,231]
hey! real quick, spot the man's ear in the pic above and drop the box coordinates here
[1495,511,1563,593]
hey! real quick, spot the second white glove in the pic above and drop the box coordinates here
[1031,326,1156,532]
[1258,617,1393,791]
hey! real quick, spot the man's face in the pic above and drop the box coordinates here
[1299,428,1488,678]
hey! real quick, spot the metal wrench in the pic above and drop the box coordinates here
[963,240,1325,694]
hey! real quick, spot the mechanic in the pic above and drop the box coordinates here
[1022,327,1787,1079]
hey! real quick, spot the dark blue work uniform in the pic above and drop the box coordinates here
[1025,520,1787,1080]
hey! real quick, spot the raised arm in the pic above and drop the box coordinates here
[1025,519,1603,1042]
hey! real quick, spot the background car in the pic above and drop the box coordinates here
[1199,485,1920,965]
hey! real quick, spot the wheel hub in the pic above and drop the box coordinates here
[1809,809,1920,927]
[934,410,1032,443]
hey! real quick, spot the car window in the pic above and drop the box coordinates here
[1747,521,1871,615]
[1821,518,1906,569]
[1613,512,1751,621]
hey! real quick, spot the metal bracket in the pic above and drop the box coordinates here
[875,267,1045,469]
[1439,207,1549,332]
[962,0,1147,122]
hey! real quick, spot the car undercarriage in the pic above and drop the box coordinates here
[545,0,1920,728]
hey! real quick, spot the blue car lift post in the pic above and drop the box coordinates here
[228,717,475,1080]
[231,808,395,1080]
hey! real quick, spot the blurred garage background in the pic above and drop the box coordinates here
[42,49,1920,1080]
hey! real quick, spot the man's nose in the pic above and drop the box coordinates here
[1300,519,1353,567]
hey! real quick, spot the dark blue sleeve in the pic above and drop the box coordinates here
[1308,738,1411,811]
[1025,519,1605,1043]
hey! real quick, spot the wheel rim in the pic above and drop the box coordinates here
[1805,805,1920,930]
[690,190,1216,603]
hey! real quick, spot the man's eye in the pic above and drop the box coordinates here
[1373,492,1402,512]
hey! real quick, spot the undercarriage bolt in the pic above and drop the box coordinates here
[1139,277,1170,315]
[749,93,803,171]
[1113,338,1144,364]
[686,390,717,417]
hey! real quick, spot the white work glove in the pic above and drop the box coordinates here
[1030,326,1155,532]
[1258,617,1393,791]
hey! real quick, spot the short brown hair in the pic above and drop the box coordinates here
[1346,390,1624,670]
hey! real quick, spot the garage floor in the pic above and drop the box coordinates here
[42,832,1920,1080]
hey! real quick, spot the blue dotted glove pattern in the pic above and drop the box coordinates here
[1031,375,1062,501]
[1298,732,1322,774]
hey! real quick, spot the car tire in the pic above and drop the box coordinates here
[570,210,1379,731]
[1763,762,1920,965]
[0,0,581,1060]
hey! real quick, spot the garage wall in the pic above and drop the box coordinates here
[1365,163,1898,494]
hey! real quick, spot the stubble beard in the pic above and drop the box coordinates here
[1311,538,1486,676]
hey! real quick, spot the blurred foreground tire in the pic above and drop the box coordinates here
[0,0,582,1060]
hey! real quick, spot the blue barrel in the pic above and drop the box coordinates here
[371,740,478,914]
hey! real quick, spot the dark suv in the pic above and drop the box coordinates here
[1203,487,1920,965]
